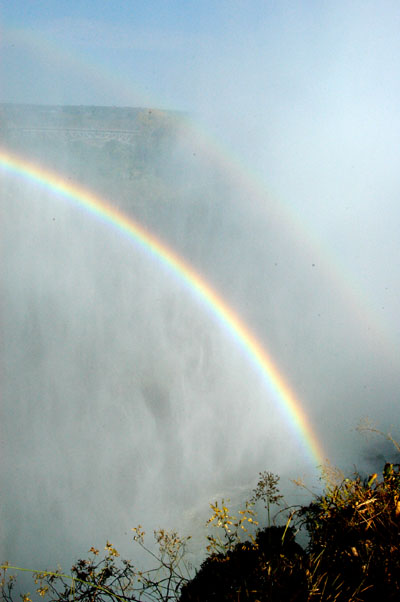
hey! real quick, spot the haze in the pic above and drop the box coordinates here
[1,0,400,586]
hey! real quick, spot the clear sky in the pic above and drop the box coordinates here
[2,1,399,114]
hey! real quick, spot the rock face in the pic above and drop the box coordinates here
[0,103,184,201]
[0,103,181,139]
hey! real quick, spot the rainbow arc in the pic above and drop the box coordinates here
[0,147,325,469]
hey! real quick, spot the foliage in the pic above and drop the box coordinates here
[250,471,284,527]
[179,524,306,602]
[299,462,400,600]
[1,528,192,602]
[3,461,400,601]
[180,464,400,601]
[205,498,258,554]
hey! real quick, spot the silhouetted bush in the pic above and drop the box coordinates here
[300,463,400,601]
[179,525,306,602]
[2,464,400,601]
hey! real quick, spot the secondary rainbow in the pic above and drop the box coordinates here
[5,29,399,369]
[0,147,325,468]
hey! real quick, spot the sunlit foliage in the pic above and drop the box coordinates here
[2,460,400,601]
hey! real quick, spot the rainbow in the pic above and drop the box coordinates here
[0,147,325,468]
[3,28,398,370]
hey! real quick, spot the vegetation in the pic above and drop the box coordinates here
[1,529,192,602]
[2,446,400,601]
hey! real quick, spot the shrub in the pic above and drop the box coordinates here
[3,463,400,601]
[300,463,400,600]
[179,525,306,602]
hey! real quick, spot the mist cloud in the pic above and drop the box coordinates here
[1,0,400,591]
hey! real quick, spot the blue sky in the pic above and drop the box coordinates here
[3,1,398,113]
[1,0,400,313]
[0,1,320,111]
[2,2,399,177]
